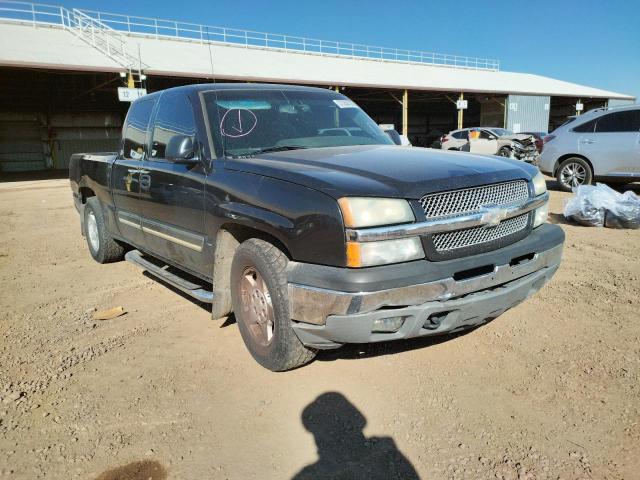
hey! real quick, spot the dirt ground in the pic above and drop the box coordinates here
[0,177,639,480]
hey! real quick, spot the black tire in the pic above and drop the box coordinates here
[84,197,125,263]
[556,157,593,192]
[497,146,511,157]
[230,239,316,371]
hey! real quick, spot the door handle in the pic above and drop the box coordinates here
[127,168,138,173]
[139,174,151,189]
[580,139,596,144]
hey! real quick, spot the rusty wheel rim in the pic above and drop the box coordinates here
[239,266,275,346]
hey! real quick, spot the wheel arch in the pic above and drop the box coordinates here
[553,154,593,177]
[209,223,294,320]
[79,186,96,204]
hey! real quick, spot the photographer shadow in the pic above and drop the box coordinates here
[292,392,420,480]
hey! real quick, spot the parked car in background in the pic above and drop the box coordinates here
[521,131,546,153]
[69,83,562,371]
[440,128,539,163]
[539,105,640,191]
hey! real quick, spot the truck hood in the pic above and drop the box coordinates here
[223,145,537,199]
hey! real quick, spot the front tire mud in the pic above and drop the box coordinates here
[230,239,316,371]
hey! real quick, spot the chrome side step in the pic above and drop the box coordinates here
[125,250,214,303]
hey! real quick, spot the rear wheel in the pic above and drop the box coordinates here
[556,157,593,192]
[230,239,316,371]
[84,197,125,263]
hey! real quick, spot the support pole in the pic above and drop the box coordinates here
[457,92,464,130]
[402,89,408,137]
[334,86,340,127]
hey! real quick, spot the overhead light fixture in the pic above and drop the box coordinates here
[119,72,127,78]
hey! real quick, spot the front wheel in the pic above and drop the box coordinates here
[556,157,593,192]
[497,146,511,157]
[230,239,316,371]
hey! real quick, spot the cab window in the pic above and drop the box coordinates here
[573,119,596,133]
[122,98,155,160]
[452,130,468,140]
[151,92,197,158]
[595,110,640,133]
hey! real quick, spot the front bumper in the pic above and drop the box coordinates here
[514,149,539,164]
[287,224,564,348]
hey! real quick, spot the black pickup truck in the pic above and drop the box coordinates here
[70,84,564,371]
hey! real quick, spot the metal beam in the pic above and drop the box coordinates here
[402,89,408,137]
[457,92,464,130]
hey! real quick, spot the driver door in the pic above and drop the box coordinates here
[469,129,499,154]
[138,90,207,276]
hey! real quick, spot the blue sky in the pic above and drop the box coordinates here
[61,0,639,100]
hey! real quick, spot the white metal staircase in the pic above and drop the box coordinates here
[61,8,146,77]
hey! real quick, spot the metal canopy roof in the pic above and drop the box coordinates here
[0,19,634,101]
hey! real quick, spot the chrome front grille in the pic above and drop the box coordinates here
[420,181,529,219]
[433,213,529,252]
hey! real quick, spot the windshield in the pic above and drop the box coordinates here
[202,89,393,158]
[488,128,513,137]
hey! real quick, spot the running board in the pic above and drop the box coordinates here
[125,250,214,303]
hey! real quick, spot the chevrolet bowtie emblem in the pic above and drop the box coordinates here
[480,206,508,227]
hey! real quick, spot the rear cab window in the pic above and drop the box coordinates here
[452,130,468,140]
[122,98,155,160]
[572,119,596,133]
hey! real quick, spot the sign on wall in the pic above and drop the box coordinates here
[117,87,147,102]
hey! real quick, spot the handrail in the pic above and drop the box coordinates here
[0,1,500,71]
[64,8,140,69]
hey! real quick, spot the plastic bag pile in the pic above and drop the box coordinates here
[564,183,640,229]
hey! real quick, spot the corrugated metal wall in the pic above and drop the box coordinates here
[50,113,121,169]
[0,113,47,172]
[0,112,121,172]
[505,94,551,133]
[607,98,636,108]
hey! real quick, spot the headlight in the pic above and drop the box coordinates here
[346,237,424,267]
[338,197,414,228]
[532,171,547,196]
[533,203,548,228]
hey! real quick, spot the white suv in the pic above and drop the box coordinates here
[440,128,539,162]
[539,105,640,191]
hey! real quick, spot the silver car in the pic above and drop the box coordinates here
[539,105,640,191]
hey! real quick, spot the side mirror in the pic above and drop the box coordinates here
[165,135,197,163]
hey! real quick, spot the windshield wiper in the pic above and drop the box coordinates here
[226,145,309,159]
[248,145,308,156]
